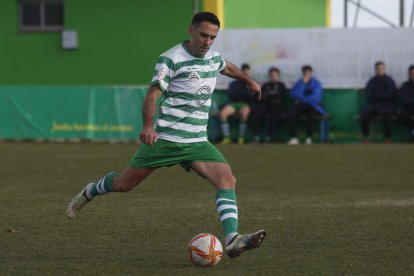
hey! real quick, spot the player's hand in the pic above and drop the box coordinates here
[247,80,262,100]
[139,126,158,146]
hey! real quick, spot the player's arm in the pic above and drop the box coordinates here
[140,85,162,146]
[220,60,261,100]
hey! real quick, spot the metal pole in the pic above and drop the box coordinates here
[193,0,198,15]
[400,0,404,27]
[410,1,414,27]
[347,0,397,27]
[353,0,362,28]
[344,0,348,27]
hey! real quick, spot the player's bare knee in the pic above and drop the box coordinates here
[220,173,236,189]
[230,174,237,187]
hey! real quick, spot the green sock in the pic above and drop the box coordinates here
[85,172,119,199]
[221,121,230,137]
[216,189,239,245]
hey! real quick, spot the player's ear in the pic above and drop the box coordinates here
[188,25,194,36]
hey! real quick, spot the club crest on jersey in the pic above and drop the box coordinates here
[195,86,212,106]
[189,71,200,81]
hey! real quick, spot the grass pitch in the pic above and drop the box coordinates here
[1,143,414,275]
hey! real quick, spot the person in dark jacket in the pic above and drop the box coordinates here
[397,65,414,140]
[287,65,326,145]
[251,67,288,143]
[360,61,396,144]
[220,63,254,144]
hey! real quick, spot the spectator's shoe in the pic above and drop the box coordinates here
[287,137,299,145]
[305,137,313,145]
[385,138,392,144]
[66,183,94,218]
[221,137,232,145]
[363,139,369,144]
[226,230,266,258]
[238,137,245,145]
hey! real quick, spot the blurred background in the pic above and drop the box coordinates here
[1,0,413,143]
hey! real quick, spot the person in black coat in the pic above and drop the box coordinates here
[251,67,288,143]
[220,63,254,144]
[360,61,396,143]
[397,65,414,140]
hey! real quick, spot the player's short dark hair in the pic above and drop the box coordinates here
[375,61,385,68]
[268,67,280,75]
[191,12,220,28]
[241,63,250,71]
[302,65,313,73]
[408,65,414,72]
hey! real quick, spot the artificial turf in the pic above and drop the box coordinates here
[1,143,413,275]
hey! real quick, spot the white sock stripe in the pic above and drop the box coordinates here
[96,184,102,194]
[96,178,104,187]
[95,179,102,193]
[220,213,238,222]
[98,181,107,193]
[217,204,238,213]
[216,198,236,204]
[96,178,105,194]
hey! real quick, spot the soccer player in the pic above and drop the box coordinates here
[66,12,266,259]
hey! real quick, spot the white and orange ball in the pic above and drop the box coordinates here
[188,233,223,267]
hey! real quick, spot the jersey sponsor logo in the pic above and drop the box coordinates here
[189,71,200,81]
[157,67,167,80]
[209,60,215,70]
[195,86,212,106]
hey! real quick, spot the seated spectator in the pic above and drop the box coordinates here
[251,67,288,143]
[360,61,396,144]
[220,63,254,144]
[287,65,326,145]
[397,65,414,141]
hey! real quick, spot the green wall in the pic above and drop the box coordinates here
[0,0,192,85]
[2,86,410,143]
[0,0,327,85]
[224,0,326,28]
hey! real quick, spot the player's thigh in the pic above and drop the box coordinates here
[190,162,236,190]
[239,105,251,119]
[220,105,236,119]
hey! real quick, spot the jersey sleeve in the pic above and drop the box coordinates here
[150,56,175,93]
[218,56,226,72]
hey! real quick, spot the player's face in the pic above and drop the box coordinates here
[269,71,279,82]
[375,64,386,76]
[409,69,414,81]
[189,21,219,56]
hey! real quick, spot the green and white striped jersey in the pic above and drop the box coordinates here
[150,41,226,143]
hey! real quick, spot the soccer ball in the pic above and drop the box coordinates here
[188,233,223,267]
